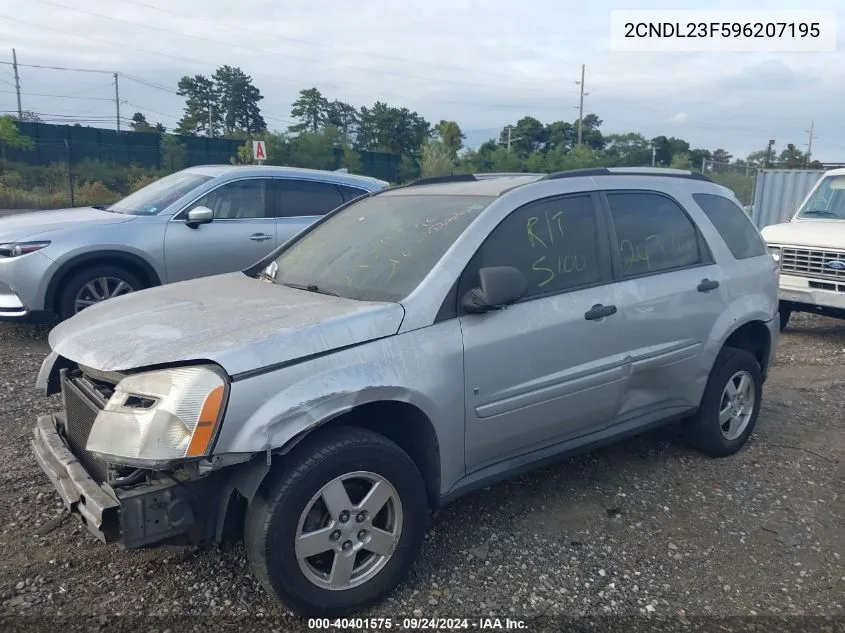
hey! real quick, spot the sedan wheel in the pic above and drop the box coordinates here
[73,276,136,313]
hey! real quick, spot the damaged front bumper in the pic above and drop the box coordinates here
[31,413,219,548]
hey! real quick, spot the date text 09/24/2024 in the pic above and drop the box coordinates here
[308,618,528,630]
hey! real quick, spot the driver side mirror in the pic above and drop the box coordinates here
[461,266,527,313]
[186,205,214,228]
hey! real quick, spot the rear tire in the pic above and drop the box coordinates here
[778,301,792,331]
[244,426,427,617]
[683,347,762,457]
[57,264,143,320]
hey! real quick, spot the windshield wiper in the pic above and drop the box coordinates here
[800,209,843,218]
[280,282,340,297]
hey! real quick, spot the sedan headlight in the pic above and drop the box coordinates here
[0,241,51,258]
[86,365,227,468]
[769,246,781,264]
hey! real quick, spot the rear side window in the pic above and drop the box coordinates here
[693,193,767,259]
[606,191,702,277]
[336,184,369,202]
[273,179,344,217]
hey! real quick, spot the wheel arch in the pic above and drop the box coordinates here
[45,250,162,314]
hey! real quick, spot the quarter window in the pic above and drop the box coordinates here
[606,192,701,277]
[693,193,767,259]
[462,195,602,300]
[336,184,369,203]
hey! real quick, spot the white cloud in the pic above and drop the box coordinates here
[0,0,843,160]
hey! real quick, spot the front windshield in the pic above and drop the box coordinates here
[796,175,845,220]
[273,194,495,302]
[107,171,214,216]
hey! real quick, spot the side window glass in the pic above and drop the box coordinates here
[336,185,368,203]
[193,179,269,220]
[274,179,344,217]
[606,192,701,277]
[692,193,767,259]
[464,195,601,300]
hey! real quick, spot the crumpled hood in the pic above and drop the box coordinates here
[762,220,845,250]
[0,207,133,241]
[48,273,405,376]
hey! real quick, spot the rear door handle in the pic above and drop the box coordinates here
[249,233,273,242]
[697,278,719,292]
[584,303,617,321]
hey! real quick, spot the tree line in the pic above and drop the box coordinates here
[122,64,821,181]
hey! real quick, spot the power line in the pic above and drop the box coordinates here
[34,0,554,95]
[111,0,531,82]
[0,89,115,101]
[0,15,561,110]
[0,60,114,74]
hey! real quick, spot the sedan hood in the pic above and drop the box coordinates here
[48,273,405,376]
[762,220,845,250]
[0,207,133,241]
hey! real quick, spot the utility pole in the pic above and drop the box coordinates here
[11,49,22,119]
[763,139,775,169]
[575,64,588,146]
[505,125,522,153]
[113,72,121,131]
[208,103,214,138]
[650,143,656,167]
[804,121,816,167]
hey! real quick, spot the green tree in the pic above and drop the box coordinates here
[578,114,605,150]
[290,88,329,134]
[499,116,546,156]
[712,148,733,164]
[356,101,430,156]
[325,99,359,143]
[0,115,34,150]
[603,133,651,166]
[18,110,42,123]
[130,112,156,132]
[420,140,454,177]
[176,74,222,136]
[160,134,187,172]
[669,152,693,170]
[433,120,465,158]
[213,65,266,135]
[545,121,576,152]
[688,148,711,170]
[650,136,689,166]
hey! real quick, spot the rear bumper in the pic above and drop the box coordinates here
[31,413,120,542]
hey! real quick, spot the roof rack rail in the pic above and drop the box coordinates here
[404,174,478,187]
[540,167,713,183]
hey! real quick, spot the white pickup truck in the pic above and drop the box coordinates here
[761,168,845,330]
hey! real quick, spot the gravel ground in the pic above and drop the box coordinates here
[0,313,843,632]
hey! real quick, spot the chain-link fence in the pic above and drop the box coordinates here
[702,159,758,207]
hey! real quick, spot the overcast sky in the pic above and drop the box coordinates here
[0,0,843,161]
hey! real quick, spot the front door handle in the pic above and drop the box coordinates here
[249,233,273,242]
[697,278,719,292]
[584,303,617,321]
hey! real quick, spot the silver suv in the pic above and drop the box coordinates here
[33,168,779,617]
[0,165,388,322]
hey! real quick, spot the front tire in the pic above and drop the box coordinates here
[244,426,427,617]
[683,347,762,457]
[57,264,142,320]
